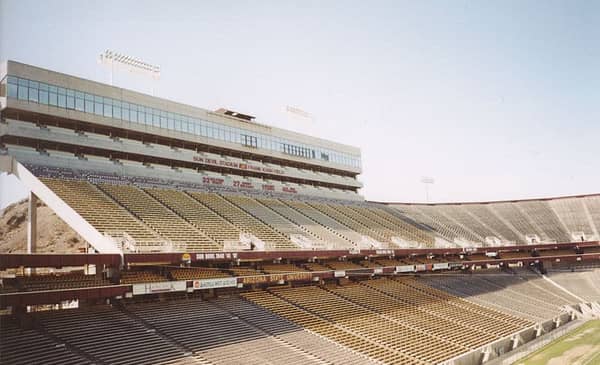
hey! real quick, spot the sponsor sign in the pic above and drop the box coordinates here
[415,264,427,272]
[334,270,346,278]
[375,249,394,256]
[286,273,313,281]
[374,268,383,275]
[193,277,238,290]
[432,263,449,271]
[449,262,463,269]
[396,265,415,273]
[132,281,187,295]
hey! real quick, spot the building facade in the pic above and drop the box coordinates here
[0,60,363,200]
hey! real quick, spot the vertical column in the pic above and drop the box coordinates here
[27,192,38,254]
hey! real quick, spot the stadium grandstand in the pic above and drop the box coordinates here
[1,60,600,365]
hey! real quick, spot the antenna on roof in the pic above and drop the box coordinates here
[98,49,161,95]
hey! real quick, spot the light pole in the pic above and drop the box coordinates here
[420,177,435,203]
[98,50,161,95]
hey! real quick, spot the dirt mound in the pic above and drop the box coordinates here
[0,200,86,253]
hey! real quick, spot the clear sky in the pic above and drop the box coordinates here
[1,0,599,209]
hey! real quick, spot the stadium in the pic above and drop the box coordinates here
[0,59,599,365]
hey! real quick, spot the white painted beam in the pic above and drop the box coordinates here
[7,156,122,254]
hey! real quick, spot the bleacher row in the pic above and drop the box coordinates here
[38,174,600,252]
[4,271,591,365]
[420,269,581,322]
[0,273,111,293]
[393,196,600,246]
[546,268,600,303]
[40,176,438,251]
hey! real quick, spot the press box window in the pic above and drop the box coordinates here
[242,134,258,148]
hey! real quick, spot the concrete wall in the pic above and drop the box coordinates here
[440,315,574,365]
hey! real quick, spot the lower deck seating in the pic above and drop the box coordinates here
[375,258,401,266]
[215,296,374,365]
[241,290,408,364]
[120,271,167,284]
[269,284,466,363]
[36,305,186,365]
[241,277,534,364]
[420,271,579,322]
[2,271,591,365]
[326,261,365,270]
[16,273,110,292]
[229,267,263,276]
[547,269,600,302]
[0,317,91,365]
[170,268,231,280]
[359,260,382,268]
[125,298,326,365]
[304,263,331,271]
[261,263,307,274]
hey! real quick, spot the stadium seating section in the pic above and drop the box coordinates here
[33,171,600,252]
[2,269,599,365]
[1,273,110,292]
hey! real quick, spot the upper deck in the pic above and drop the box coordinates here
[0,60,361,175]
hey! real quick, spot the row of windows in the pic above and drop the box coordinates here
[4,75,362,169]
[241,134,258,148]
[282,143,315,159]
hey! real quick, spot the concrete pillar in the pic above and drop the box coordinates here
[512,335,522,350]
[27,192,38,254]
[481,348,492,363]
[536,325,544,337]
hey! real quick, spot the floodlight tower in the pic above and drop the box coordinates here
[98,49,161,95]
[286,105,313,120]
[285,105,315,127]
[421,177,435,203]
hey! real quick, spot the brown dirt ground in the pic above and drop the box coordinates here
[0,199,86,254]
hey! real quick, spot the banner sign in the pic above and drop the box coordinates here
[374,268,384,274]
[193,277,238,290]
[433,263,449,270]
[415,264,427,272]
[196,253,238,260]
[132,281,186,295]
[240,276,267,284]
[396,265,415,273]
[193,156,285,175]
[285,273,313,281]
[334,270,346,278]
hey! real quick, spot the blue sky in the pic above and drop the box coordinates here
[1,0,599,208]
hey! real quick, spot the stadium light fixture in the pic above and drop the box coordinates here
[286,105,314,123]
[98,49,160,94]
[420,176,435,203]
